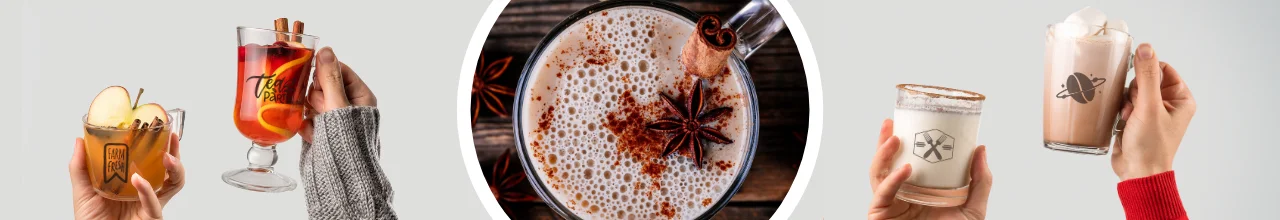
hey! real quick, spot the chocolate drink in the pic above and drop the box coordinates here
[518,7,753,219]
[1043,22,1132,154]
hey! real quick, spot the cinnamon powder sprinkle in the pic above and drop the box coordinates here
[714,160,734,172]
[660,202,676,219]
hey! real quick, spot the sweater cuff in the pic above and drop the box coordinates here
[313,106,381,154]
[1117,171,1187,220]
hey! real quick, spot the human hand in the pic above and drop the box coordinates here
[868,119,992,220]
[71,134,185,220]
[301,47,377,143]
[1112,43,1197,180]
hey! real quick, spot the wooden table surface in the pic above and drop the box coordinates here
[472,1,809,219]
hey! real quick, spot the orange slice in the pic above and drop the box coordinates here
[257,103,302,137]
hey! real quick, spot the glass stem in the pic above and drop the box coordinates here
[246,143,279,171]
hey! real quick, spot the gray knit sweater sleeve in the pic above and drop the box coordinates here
[300,106,397,220]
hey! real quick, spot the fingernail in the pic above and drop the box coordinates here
[318,47,336,64]
[1138,46,1153,59]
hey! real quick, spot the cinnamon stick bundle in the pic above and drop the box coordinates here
[681,15,737,78]
[274,18,306,43]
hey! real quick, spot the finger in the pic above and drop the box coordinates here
[300,119,315,144]
[157,153,185,204]
[167,133,181,160]
[1158,62,1197,115]
[1131,43,1165,112]
[1121,83,1135,122]
[314,47,350,109]
[131,174,164,219]
[878,118,893,146]
[307,81,326,113]
[1115,90,1133,156]
[871,164,911,208]
[870,136,901,190]
[338,61,376,107]
[964,145,993,211]
[69,138,91,187]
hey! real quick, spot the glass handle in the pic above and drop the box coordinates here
[167,108,185,140]
[726,0,786,60]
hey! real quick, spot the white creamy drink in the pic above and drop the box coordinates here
[889,84,984,207]
[518,6,753,219]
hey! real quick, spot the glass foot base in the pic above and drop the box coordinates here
[1044,141,1109,155]
[895,184,968,207]
[222,168,297,192]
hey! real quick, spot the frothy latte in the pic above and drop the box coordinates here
[518,6,753,219]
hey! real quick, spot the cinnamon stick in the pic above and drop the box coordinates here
[291,20,305,42]
[681,15,737,78]
[274,18,290,41]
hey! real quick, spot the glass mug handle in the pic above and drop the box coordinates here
[726,0,786,60]
[1114,52,1136,136]
[167,108,185,140]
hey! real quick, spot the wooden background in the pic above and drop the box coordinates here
[471,0,809,219]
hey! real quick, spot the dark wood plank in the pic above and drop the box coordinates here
[501,201,777,220]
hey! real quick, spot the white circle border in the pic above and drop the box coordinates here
[455,1,824,219]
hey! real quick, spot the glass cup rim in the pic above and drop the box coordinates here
[509,1,760,219]
[1046,22,1133,39]
[896,84,987,101]
[236,26,320,40]
[82,114,173,130]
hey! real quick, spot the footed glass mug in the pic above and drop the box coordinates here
[224,26,317,192]
[511,0,784,219]
[82,109,185,201]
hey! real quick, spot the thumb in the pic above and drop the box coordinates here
[132,174,164,219]
[314,47,349,109]
[1131,43,1165,112]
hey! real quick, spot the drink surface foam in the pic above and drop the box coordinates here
[519,6,752,219]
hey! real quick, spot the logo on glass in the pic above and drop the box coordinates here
[1055,72,1107,104]
[103,143,129,184]
[913,129,954,163]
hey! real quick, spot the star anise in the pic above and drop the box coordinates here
[488,148,539,218]
[646,79,734,168]
[473,53,515,125]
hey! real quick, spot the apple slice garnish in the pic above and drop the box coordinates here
[132,103,169,128]
[87,86,134,128]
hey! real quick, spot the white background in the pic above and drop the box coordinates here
[17,0,1280,219]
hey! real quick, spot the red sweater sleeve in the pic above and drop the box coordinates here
[1117,170,1188,220]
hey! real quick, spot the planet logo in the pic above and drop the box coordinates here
[1055,72,1107,104]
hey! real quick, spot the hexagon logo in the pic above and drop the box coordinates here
[912,129,954,163]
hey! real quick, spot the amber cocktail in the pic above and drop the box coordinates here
[223,23,316,192]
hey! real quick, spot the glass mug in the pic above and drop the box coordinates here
[510,0,783,219]
[891,84,984,207]
[223,26,317,192]
[82,109,185,201]
[1042,22,1133,155]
